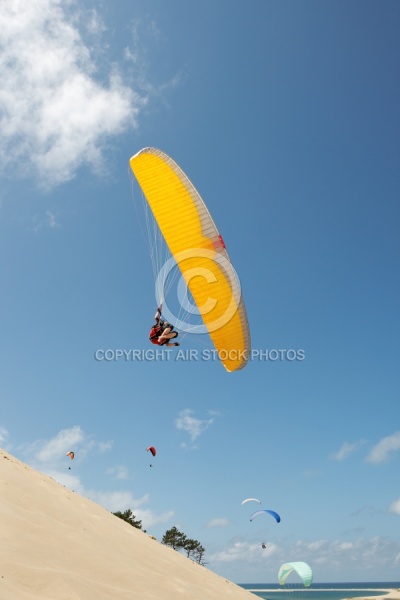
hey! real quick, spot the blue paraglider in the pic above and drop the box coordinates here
[250,509,281,523]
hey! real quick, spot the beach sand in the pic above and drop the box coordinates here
[0,448,255,599]
[347,593,400,600]
[248,591,400,600]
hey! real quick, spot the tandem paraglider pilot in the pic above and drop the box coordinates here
[149,306,180,347]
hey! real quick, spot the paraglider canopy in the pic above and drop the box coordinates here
[146,446,156,457]
[250,509,281,523]
[129,147,251,373]
[278,562,313,588]
[66,451,74,459]
[241,498,262,505]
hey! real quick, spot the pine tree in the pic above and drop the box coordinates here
[162,527,207,565]
[183,538,199,559]
[161,526,187,550]
[193,543,206,565]
[113,509,146,532]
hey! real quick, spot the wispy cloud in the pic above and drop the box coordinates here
[124,18,182,102]
[98,440,113,453]
[210,540,278,564]
[89,490,173,529]
[18,425,113,474]
[351,505,381,518]
[89,490,148,513]
[15,426,97,494]
[0,0,147,188]
[205,518,230,528]
[175,409,215,443]
[0,426,9,445]
[32,425,86,463]
[389,498,400,515]
[294,536,400,571]
[330,440,365,461]
[210,535,400,579]
[302,468,322,478]
[33,210,60,231]
[46,211,59,228]
[106,465,129,480]
[366,431,400,464]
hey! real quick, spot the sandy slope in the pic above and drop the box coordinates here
[0,449,254,600]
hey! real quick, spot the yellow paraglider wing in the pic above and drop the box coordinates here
[130,147,250,372]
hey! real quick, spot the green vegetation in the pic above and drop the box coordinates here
[112,513,206,564]
[113,509,146,532]
[162,526,206,565]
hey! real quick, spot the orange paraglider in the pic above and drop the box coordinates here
[66,451,74,469]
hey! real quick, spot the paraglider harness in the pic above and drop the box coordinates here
[149,320,174,345]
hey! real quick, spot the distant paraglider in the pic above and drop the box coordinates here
[250,509,281,523]
[244,502,281,548]
[241,498,262,506]
[66,451,74,469]
[278,562,313,588]
[147,446,156,467]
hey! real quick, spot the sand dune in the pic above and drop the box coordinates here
[0,449,254,599]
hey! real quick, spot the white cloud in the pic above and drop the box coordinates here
[89,490,173,529]
[210,540,278,564]
[366,431,400,464]
[305,539,326,551]
[0,426,9,444]
[175,409,214,443]
[134,508,174,530]
[98,440,113,453]
[338,541,353,550]
[205,518,230,528]
[106,465,129,480]
[14,426,88,492]
[32,425,86,463]
[46,211,59,228]
[389,498,400,515]
[89,490,149,514]
[33,210,60,231]
[0,0,147,188]
[302,468,322,478]
[330,440,365,461]
[46,469,83,492]
[293,536,399,569]
[210,536,400,579]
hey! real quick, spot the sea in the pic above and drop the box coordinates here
[238,583,400,600]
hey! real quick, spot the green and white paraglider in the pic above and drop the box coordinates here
[278,562,313,588]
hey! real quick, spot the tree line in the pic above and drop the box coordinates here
[113,510,206,565]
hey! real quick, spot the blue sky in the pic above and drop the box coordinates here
[1,0,399,584]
